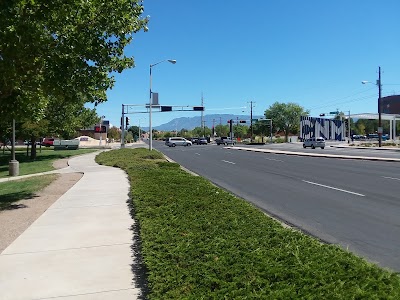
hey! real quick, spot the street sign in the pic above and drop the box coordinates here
[329,111,338,114]
[251,119,258,122]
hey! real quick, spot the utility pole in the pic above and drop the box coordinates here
[212,119,216,137]
[201,92,204,130]
[378,66,382,147]
[248,101,255,142]
[121,104,125,148]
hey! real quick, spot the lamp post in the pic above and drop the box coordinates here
[362,66,382,147]
[99,115,105,146]
[149,59,176,151]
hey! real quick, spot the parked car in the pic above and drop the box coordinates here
[165,137,192,147]
[303,137,325,149]
[191,137,199,144]
[216,137,236,145]
[24,140,41,145]
[196,137,208,145]
[367,133,389,141]
[41,138,55,147]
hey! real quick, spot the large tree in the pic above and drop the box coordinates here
[265,102,309,141]
[0,0,147,122]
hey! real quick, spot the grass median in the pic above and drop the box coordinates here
[96,148,400,299]
[0,148,97,178]
[0,148,96,209]
[0,174,58,210]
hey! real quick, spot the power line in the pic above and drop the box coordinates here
[309,94,376,110]
[307,87,376,110]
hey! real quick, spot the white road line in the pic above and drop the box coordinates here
[195,153,200,156]
[382,176,400,181]
[302,180,365,197]
[265,157,284,162]
[222,160,236,165]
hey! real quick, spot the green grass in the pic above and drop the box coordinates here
[0,148,97,178]
[96,148,400,299]
[0,174,58,210]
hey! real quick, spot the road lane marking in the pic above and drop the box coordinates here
[382,176,400,181]
[195,153,200,156]
[302,180,365,197]
[222,160,236,165]
[265,157,284,162]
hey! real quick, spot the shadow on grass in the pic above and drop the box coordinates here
[127,198,149,300]
[0,191,37,211]
[0,149,91,165]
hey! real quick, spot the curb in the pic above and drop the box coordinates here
[226,146,400,162]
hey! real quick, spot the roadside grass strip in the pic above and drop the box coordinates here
[0,148,97,178]
[0,174,58,210]
[96,148,400,299]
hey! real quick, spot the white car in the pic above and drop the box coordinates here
[165,137,192,147]
[303,137,325,149]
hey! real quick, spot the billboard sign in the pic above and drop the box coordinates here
[381,95,400,114]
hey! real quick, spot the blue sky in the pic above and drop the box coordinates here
[97,0,400,128]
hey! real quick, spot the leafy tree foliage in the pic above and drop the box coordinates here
[0,0,147,125]
[192,126,211,137]
[128,125,140,138]
[215,124,229,137]
[233,124,248,139]
[265,102,309,141]
[252,121,271,140]
[125,131,133,143]
[107,126,121,141]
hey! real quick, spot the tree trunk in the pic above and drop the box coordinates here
[30,138,37,160]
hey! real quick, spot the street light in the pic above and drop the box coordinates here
[149,59,176,151]
[99,115,105,146]
[362,66,382,147]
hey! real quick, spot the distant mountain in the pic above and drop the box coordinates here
[143,114,264,131]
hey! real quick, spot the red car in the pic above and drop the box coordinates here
[41,138,55,147]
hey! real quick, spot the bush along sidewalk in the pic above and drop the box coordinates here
[96,148,400,299]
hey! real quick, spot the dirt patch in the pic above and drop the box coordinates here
[0,161,82,253]
[52,157,69,169]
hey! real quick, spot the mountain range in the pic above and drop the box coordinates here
[143,114,264,131]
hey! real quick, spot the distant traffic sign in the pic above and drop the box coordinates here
[330,111,339,114]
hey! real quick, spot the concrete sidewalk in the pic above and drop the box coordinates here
[0,151,142,299]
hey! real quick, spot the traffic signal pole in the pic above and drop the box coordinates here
[121,104,125,148]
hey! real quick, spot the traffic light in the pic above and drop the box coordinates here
[229,119,233,132]
[239,120,246,123]
[319,113,325,117]
[94,126,106,133]
[161,106,172,112]
[125,117,130,125]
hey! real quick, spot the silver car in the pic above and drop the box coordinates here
[165,137,192,147]
[303,137,325,149]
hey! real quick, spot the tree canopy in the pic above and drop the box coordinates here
[265,102,309,141]
[0,0,148,122]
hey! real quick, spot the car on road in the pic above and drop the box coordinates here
[165,137,192,147]
[303,137,325,149]
[191,137,199,144]
[41,138,55,147]
[195,137,208,145]
[24,140,41,145]
[215,137,236,145]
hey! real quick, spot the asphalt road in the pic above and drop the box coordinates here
[152,141,400,272]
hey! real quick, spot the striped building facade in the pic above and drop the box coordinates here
[300,116,345,141]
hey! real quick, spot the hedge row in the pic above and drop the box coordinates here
[96,148,400,299]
